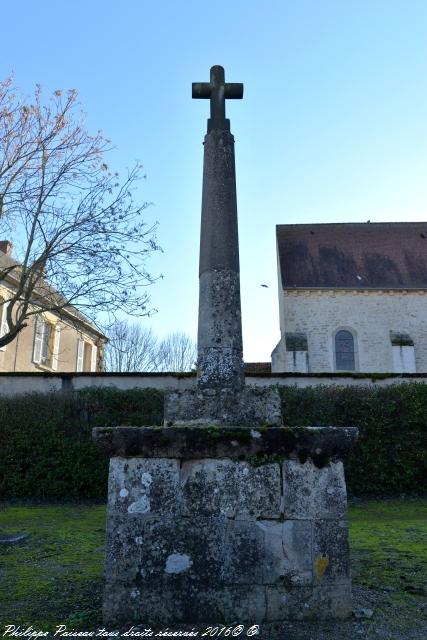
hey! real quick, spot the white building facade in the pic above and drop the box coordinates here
[272,222,427,374]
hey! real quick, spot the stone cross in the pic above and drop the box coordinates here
[93,68,357,628]
[192,65,243,132]
[164,65,282,422]
[192,66,245,391]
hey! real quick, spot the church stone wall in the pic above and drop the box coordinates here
[275,289,427,373]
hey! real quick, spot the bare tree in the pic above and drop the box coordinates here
[0,77,160,348]
[156,331,197,372]
[104,321,196,373]
[104,320,158,372]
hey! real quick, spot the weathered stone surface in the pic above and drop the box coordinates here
[104,584,267,625]
[256,521,286,583]
[105,515,222,587]
[281,520,313,586]
[198,269,245,391]
[107,458,180,517]
[197,121,244,392]
[181,459,281,518]
[93,425,359,460]
[282,459,347,519]
[103,585,181,626]
[101,455,354,623]
[256,520,312,586]
[104,515,265,588]
[266,583,352,621]
[105,581,352,625]
[312,519,350,585]
[310,583,352,619]
[265,586,314,621]
[164,385,282,427]
[223,520,264,584]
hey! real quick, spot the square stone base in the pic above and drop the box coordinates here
[164,386,282,427]
[102,455,352,625]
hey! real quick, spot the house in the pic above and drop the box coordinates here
[0,240,107,373]
[271,222,427,374]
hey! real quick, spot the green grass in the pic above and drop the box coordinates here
[0,499,426,630]
[349,498,427,599]
[0,504,105,629]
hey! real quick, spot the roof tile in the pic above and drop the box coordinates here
[277,222,427,288]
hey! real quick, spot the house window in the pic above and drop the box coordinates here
[335,330,355,371]
[76,339,85,372]
[90,344,98,372]
[0,298,10,351]
[390,332,416,373]
[33,316,60,369]
[76,339,97,372]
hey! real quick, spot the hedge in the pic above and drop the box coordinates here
[280,383,427,495]
[0,384,425,498]
[0,387,163,499]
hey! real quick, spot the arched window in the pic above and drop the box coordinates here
[335,330,355,371]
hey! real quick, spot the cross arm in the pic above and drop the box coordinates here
[192,82,244,99]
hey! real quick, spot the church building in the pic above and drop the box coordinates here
[271,222,427,373]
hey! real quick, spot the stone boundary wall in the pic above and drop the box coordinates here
[0,371,427,396]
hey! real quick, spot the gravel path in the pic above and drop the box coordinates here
[254,585,427,639]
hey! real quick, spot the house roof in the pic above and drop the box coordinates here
[0,252,107,341]
[244,362,272,374]
[276,222,427,289]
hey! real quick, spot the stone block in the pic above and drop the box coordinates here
[93,425,358,460]
[99,450,354,624]
[105,515,225,587]
[104,515,266,589]
[265,582,352,621]
[282,459,347,519]
[256,521,285,584]
[312,520,350,585]
[223,520,264,584]
[104,584,267,625]
[309,583,352,619]
[164,385,282,427]
[103,583,184,626]
[107,458,180,517]
[265,586,314,621]
[281,520,313,585]
[256,520,312,585]
[181,459,281,518]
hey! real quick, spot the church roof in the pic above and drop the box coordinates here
[244,362,272,374]
[277,222,427,289]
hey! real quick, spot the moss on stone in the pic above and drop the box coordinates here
[246,453,285,467]
[221,429,252,443]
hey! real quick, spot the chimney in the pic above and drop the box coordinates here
[0,240,13,256]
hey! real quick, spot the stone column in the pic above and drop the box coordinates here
[197,128,244,391]
[164,65,282,427]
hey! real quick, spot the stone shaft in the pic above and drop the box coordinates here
[197,128,244,390]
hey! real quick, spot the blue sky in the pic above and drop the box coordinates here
[2,1,427,361]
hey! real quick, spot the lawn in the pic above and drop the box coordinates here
[0,499,426,638]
